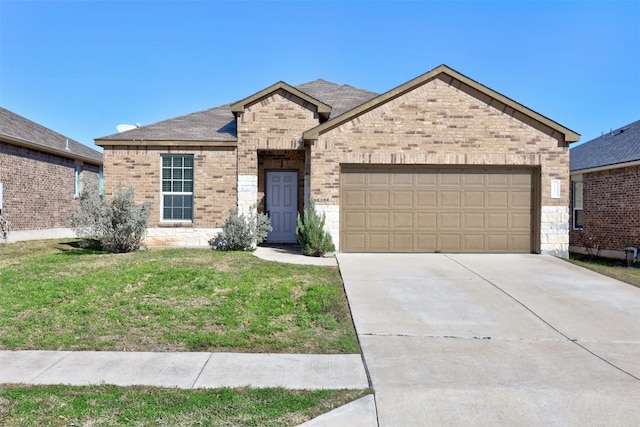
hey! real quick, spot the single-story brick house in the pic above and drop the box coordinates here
[0,107,103,242]
[570,119,640,258]
[96,65,579,256]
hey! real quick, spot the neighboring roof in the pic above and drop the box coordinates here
[303,64,581,144]
[0,107,102,165]
[96,79,377,145]
[570,119,640,172]
[230,81,333,120]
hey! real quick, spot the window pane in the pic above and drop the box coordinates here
[573,181,583,209]
[574,209,584,229]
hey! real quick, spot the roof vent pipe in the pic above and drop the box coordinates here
[65,138,70,151]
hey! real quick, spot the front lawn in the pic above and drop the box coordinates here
[0,384,368,427]
[0,240,359,353]
[568,253,640,288]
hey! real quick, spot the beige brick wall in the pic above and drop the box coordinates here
[310,76,570,254]
[102,145,237,230]
[237,89,319,176]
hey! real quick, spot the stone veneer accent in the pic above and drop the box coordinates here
[540,206,569,257]
[309,76,570,256]
[237,174,257,217]
[146,227,220,248]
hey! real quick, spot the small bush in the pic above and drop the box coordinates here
[69,181,150,252]
[210,207,272,251]
[296,201,335,257]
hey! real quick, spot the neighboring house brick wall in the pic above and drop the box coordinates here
[570,166,640,254]
[311,76,570,254]
[102,145,237,246]
[0,140,100,232]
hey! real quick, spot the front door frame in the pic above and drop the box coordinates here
[265,169,299,243]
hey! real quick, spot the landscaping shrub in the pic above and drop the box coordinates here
[210,207,272,251]
[296,201,335,257]
[69,181,150,252]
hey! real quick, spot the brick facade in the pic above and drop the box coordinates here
[101,145,237,235]
[98,66,575,252]
[570,166,640,255]
[0,140,100,233]
[310,76,570,255]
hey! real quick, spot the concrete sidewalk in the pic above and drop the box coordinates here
[0,351,368,390]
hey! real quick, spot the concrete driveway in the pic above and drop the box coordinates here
[337,254,640,426]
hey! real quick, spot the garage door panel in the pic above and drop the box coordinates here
[369,190,390,208]
[463,212,485,229]
[487,213,509,229]
[463,234,485,251]
[392,212,413,229]
[440,191,461,208]
[510,191,532,208]
[392,191,414,207]
[463,191,485,208]
[510,212,531,229]
[439,234,462,251]
[343,190,366,208]
[344,212,366,229]
[416,212,437,229]
[439,212,461,229]
[487,191,509,208]
[368,212,390,229]
[417,190,437,207]
[416,234,437,251]
[392,234,414,251]
[369,234,391,251]
[341,167,534,253]
[342,233,366,252]
[440,173,462,186]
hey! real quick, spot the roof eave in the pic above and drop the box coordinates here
[570,159,640,175]
[95,139,238,147]
[230,81,332,116]
[1,134,102,165]
[303,64,580,143]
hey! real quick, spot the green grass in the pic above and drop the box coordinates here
[0,384,369,426]
[567,253,640,288]
[0,240,359,353]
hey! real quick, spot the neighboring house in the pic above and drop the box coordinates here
[96,64,579,256]
[569,119,640,258]
[0,107,103,242]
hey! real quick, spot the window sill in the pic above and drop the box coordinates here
[158,222,194,228]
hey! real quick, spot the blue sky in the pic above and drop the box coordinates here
[1,0,638,151]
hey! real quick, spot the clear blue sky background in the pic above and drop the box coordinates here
[1,0,639,152]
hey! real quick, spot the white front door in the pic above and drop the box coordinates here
[266,171,298,243]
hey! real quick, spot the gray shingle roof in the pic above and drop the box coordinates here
[295,79,378,118]
[570,119,640,172]
[0,107,103,164]
[97,104,237,142]
[96,80,378,143]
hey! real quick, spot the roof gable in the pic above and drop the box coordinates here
[303,64,580,144]
[570,119,640,172]
[0,107,102,165]
[230,81,333,120]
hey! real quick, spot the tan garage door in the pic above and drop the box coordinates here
[341,167,535,253]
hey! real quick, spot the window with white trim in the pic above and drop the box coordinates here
[74,165,83,196]
[161,155,193,221]
[573,180,584,229]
